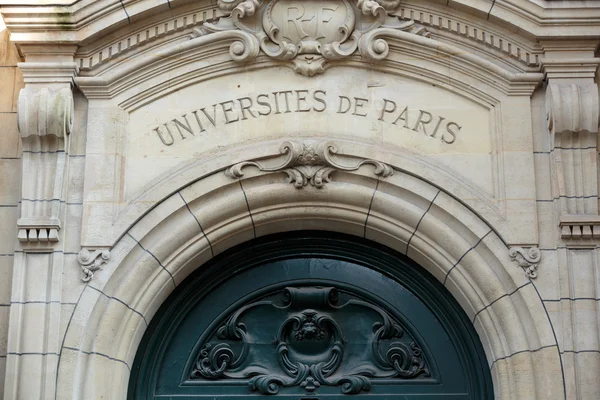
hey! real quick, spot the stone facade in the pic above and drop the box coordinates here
[0,0,599,399]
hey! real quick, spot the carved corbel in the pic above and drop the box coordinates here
[78,248,111,282]
[226,140,393,187]
[545,81,600,240]
[17,86,74,243]
[509,247,541,278]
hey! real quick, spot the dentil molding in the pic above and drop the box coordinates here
[195,0,429,76]
[226,140,394,187]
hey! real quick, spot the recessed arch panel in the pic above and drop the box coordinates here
[128,233,494,399]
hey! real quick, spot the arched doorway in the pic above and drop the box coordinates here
[129,233,493,399]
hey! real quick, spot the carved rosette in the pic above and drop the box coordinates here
[78,248,111,282]
[189,286,430,395]
[225,140,393,187]
[197,0,428,76]
[509,247,541,279]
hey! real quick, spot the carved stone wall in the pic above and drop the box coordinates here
[0,0,599,399]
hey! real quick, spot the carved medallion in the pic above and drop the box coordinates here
[188,286,431,395]
[196,0,429,76]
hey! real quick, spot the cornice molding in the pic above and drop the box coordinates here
[2,0,600,45]
[73,21,542,107]
[70,3,545,76]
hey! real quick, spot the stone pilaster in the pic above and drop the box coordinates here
[541,40,600,399]
[4,46,78,400]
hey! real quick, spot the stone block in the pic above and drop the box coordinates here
[0,256,12,305]
[0,68,15,112]
[0,158,19,206]
[0,112,19,158]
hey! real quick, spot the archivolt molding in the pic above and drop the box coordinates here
[57,140,561,399]
[104,139,510,249]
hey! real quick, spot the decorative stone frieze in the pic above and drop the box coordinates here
[78,248,111,282]
[16,86,74,243]
[226,140,393,187]
[196,0,429,76]
[509,247,541,279]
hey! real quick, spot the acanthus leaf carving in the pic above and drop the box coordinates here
[78,248,111,282]
[225,140,393,188]
[188,286,430,395]
[509,247,541,279]
[202,0,429,76]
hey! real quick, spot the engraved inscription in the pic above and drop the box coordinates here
[150,89,463,147]
[271,0,346,45]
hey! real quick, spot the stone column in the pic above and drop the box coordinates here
[4,45,78,400]
[542,40,600,399]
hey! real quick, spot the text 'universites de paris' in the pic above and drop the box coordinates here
[151,90,462,146]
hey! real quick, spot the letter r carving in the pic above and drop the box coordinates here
[285,6,310,40]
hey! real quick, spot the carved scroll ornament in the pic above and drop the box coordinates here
[545,83,599,136]
[226,140,393,187]
[78,248,111,282]
[189,286,430,395]
[17,87,74,243]
[509,247,541,279]
[195,0,429,76]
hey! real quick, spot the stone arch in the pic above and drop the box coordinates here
[56,140,563,400]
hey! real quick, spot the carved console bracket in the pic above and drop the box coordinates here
[509,247,541,279]
[545,82,599,136]
[195,0,429,76]
[226,140,393,187]
[78,248,111,282]
[543,59,600,242]
[17,86,74,244]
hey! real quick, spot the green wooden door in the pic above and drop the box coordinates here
[129,233,493,399]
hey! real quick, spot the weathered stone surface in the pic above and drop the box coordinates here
[0,0,599,399]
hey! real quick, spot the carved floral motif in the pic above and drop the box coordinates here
[509,247,541,279]
[189,286,430,394]
[197,0,429,76]
[225,140,393,187]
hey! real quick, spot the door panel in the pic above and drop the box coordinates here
[129,234,493,399]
